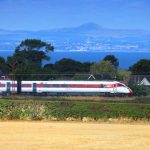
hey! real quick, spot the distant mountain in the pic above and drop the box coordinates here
[76,22,103,29]
[45,22,150,37]
[1,22,150,37]
[70,22,104,33]
[39,22,104,35]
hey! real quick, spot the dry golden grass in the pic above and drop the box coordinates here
[0,121,150,150]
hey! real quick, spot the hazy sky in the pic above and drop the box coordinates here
[0,0,150,30]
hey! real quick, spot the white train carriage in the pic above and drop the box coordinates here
[0,80,17,94]
[0,80,132,96]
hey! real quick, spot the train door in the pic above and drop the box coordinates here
[33,83,37,93]
[113,84,117,94]
[6,82,11,94]
[17,80,21,94]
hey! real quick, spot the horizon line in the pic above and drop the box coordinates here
[1,22,150,32]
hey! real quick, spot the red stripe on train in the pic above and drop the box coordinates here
[22,84,32,88]
[68,84,101,88]
[0,84,5,87]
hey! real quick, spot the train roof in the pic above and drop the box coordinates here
[0,80,121,84]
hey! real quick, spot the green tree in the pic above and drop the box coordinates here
[54,58,85,73]
[129,59,150,75]
[7,39,54,77]
[42,64,56,80]
[82,62,93,73]
[0,56,9,75]
[42,60,92,80]
[103,55,119,69]
[90,60,115,79]
[129,85,149,96]
[0,56,5,64]
[117,70,131,84]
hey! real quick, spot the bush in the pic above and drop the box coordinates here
[129,85,149,96]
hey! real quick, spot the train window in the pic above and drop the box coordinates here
[53,84,59,88]
[62,84,67,87]
[50,84,53,87]
[117,84,125,87]
[44,84,50,88]
[104,84,114,88]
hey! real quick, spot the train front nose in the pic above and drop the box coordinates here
[128,88,133,95]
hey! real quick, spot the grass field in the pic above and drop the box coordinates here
[0,121,150,150]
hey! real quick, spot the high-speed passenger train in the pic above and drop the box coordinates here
[0,80,133,96]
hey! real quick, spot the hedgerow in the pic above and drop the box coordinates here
[0,99,150,121]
